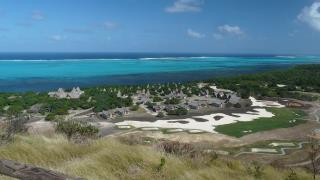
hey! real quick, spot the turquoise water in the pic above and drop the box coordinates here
[0,54,319,92]
[0,56,319,79]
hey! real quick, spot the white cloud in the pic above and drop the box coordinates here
[165,0,203,13]
[218,24,244,35]
[50,35,65,41]
[187,29,205,38]
[298,2,320,32]
[32,11,45,21]
[103,21,117,30]
[212,24,244,39]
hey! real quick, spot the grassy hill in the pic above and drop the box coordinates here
[0,135,313,180]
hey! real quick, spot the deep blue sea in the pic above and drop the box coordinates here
[0,53,319,92]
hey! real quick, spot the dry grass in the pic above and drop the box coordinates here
[0,135,314,180]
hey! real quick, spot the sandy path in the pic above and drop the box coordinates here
[26,120,55,135]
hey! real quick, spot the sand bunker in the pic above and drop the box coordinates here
[116,108,274,133]
[141,127,160,131]
[117,125,132,129]
[269,142,295,147]
[249,97,285,108]
[251,148,278,153]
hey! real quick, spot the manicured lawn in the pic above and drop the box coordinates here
[214,108,307,138]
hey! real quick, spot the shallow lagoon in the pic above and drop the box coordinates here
[0,53,319,92]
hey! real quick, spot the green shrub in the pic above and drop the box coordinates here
[152,96,163,102]
[56,120,99,139]
[145,101,155,109]
[7,105,24,115]
[167,107,188,116]
[164,98,181,105]
[247,161,264,179]
[157,157,166,171]
[156,112,165,118]
[285,169,298,180]
[45,113,56,121]
[130,105,139,111]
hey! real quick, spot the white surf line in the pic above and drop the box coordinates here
[234,142,309,157]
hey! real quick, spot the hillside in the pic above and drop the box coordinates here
[0,135,314,180]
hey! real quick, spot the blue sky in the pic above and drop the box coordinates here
[0,0,319,54]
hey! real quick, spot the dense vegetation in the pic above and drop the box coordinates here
[215,107,307,137]
[208,65,320,100]
[164,98,181,105]
[167,107,188,116]
[0,88,133,117]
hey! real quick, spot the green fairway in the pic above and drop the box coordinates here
[214,108,307,138]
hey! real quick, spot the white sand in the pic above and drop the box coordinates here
[269,142,295,147]
[249,97,285,108]
[26,120,55,135]
[210,85,217,90]
[116,108,275,133]
[215,150,230,155]
[251,148,278,153]
[242,130,252,133]
[194,108,274,125]
[117,125,132,129]
[277,84,287,88]
[141,127,160,131]
[97,122,115,128]
[188,130,205,133]
[210,86,233,93]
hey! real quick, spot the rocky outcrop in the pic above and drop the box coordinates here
[0,159,85,180]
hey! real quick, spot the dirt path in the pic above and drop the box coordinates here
[234,142,309,157]
[310,101,320,122]
[283,101,320,167]
[286,154,320,167]
[234,100,320,167]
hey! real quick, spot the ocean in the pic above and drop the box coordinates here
[0,53,319,92]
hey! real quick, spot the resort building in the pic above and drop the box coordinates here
[48,87,84,99]
[99,107,129,120]
[99,110,114,120]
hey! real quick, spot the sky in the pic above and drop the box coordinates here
[0,0,320,54]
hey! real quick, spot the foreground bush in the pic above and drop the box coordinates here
[56,120,99,140]
[0,116,28,144]
[158,141,195,156]
[45,113,56,121]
